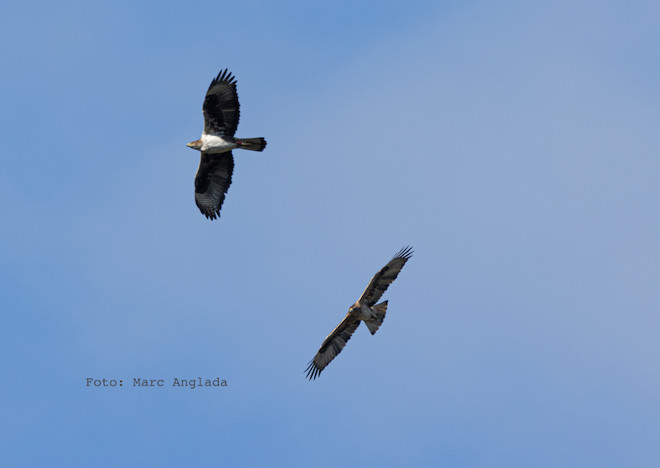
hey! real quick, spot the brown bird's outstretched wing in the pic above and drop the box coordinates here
[194,152,234,220]
[202,69,240,137]
[356,246,413,307]
[305,315,361,380]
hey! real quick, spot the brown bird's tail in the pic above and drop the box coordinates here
[236,137,267,151]
[364,301,388,335]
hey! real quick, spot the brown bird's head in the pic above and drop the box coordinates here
[186,139,202,151]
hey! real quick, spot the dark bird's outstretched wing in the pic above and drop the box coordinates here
[356,246,413,306]
[305,315,361,380]
[194,152,234,220]
[203,69,240,137]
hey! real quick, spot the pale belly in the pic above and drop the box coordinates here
[354,305,374,321]
[201,134,237,153]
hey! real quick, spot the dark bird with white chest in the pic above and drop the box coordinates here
[187,69,267,220]
[305,246,413,380]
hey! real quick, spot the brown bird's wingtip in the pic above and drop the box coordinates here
[305,361,321,381]
[393,245,414,260]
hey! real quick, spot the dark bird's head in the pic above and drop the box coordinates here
[186,139,202,151]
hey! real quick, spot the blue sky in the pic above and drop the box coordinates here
[2,0,660,466]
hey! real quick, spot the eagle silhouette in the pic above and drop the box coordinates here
[305,246,413,380]
[187,69,267,220]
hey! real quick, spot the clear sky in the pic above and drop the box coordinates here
[2,0,660,466]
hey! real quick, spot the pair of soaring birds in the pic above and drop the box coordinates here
[187,69,413,380]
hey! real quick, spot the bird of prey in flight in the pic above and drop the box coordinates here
[305,246,413,380]
[187,69,267,220]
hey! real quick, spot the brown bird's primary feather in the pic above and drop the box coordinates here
[305,315,361,380]
[357,246,414,306]
[305,246,413,380]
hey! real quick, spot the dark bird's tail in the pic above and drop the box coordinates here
[236,137,267,151]
[364,301,387,335]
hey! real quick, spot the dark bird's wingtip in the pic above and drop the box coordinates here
[211,68,237,86]
[199,209,220,220]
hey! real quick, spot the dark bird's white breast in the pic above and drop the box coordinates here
[200,134,236,153]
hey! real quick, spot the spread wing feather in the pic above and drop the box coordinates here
[194,152,234,220]
[357,246,414,306]
[305,315,361,380]
[203,69,240,137]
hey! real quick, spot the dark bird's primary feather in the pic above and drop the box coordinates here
[203,69,240,137]
[194,152,234,220]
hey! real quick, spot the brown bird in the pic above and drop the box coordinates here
[305,246,413,380]
[187,69,267,220]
